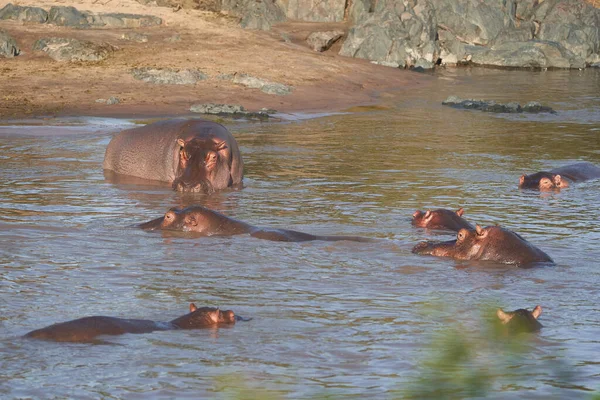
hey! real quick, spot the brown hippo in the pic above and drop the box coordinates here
[496,305,543,334]
[412,208,475,232]
[412,225,553,267]
[139,205,373,243]
[103,119,243,193]
[24,304,237,343]
[519,162,600,190]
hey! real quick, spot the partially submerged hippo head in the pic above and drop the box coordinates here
[172,137,234,193]
[519,172,568,191]
[138,206,250,236]
[412,208,474,231]
[496,305,543,334]
[412,225,553,267]
[171,303,237,328]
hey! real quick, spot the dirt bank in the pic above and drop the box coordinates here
[0,0,433,120]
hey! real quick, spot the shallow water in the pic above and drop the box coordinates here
[1,68,599,398]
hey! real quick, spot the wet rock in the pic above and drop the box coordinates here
[189,103,275,119]
[0,29,20,58]
[120,32,149,43]
[48,6,89,28]
[231,73,293,95]
[221,0,286,30]
[306,30,344,52]
[131,67,209,84]
[442,96,556,114]
[0,3,48,23]
[33,38,116,62]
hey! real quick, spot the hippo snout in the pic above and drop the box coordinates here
[173,180,214,193]
[412,241,435,255]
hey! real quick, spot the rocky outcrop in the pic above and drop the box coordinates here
[0,3,48,23]
[86,13,163,28]
[307,30,344,52]
[442,96,556,114]
[33,38,116,62]
[340,0,439,69]
[47,6,89,28]
[0,29,20,57]
[279,0,345,22]
[131,67,209,84]
[221,0,286,30]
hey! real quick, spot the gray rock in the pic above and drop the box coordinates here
[0,29,20,58]
[189,102,274,119]
[280,0,345,22]
[0,3,48,23]
[442,96,556,114]
[87,13,162,28]
[221,0,286,30]
[47,6,89,28]
[232,73,293,95]
[467,40,586,69]
[95,96,120,105]
[120,32,149,43]
[33,38,116,62]
[306,30,344,52]
[131,67,209,84]
[340,0,440,69]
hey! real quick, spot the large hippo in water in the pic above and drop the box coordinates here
[103,119,243,193]
[519,162,600,191]
[412,225,553,267]
[496,305,543,334]
[139,205,373,243]
[25,304,237,342]
[412,208,474,232]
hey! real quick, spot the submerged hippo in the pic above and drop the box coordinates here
[139,206,373,243]
[412,225,553,267]
[496,305,543,334]
[103,119,243,193]
[25,304,237,342]
[519,162,600,190]
[412,208,474,232]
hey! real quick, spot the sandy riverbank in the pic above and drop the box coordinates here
[0,0,433,120]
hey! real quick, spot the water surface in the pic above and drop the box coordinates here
[1,68,599,398]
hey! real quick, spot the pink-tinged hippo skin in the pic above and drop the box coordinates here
[24,304,237,343]
[519,162,600,191]
[412,225,554,268]
[412,208,475,232]
[103,119,243,193]
[496,305,543,334]
[139,206,374,243]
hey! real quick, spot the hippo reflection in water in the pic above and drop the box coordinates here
[103,119,243,193]
[139,206,373,243]
[496,305,543,334]
[412,225,553,268]
[412,208,475,232]
[519,162,600,191]
[25,304,239,343]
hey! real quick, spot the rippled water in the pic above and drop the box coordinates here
[1,68,599,398]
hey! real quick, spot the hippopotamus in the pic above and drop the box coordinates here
[103,119,243,193]
[519,162,600,190]
[24,304,238,342]
[412,225,553,267]
[139,205,373,243]
[412,208,475,232]
[496,305,543,334]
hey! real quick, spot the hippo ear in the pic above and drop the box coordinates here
[519,175,526,186]
[496,309,512,324]
[210,309,220,323]
[553,175,563,187]
[176,138,186,148]
[189,303,197,312]
[413,210,422,218]
[532,305,542,319]
[424,210,432,219]
[475,225,484,236]
[456,208,464,217]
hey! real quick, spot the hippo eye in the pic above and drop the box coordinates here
[457,231,465,241]
[165,212,175,221]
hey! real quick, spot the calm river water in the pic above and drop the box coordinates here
[1,68,599,399]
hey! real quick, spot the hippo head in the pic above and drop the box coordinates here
[170,303,236,329]
[519,172,568,191]
[412,208,465,229]
[172,137,233,193]
[139,206,225,234]
[496,305,543,334]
